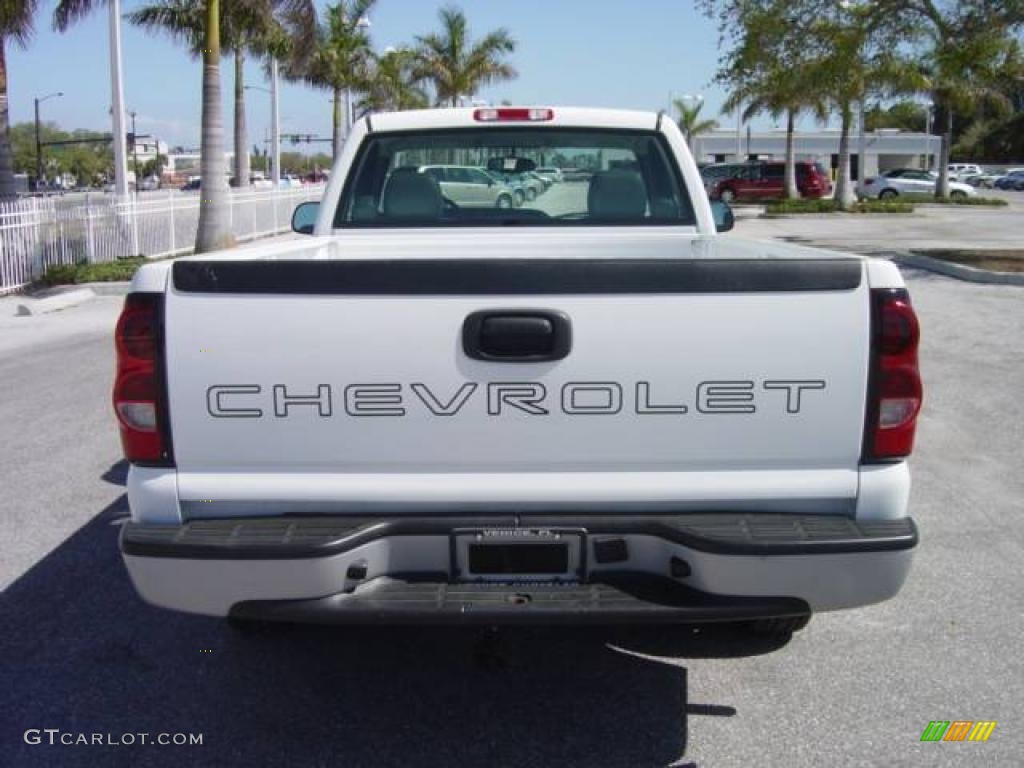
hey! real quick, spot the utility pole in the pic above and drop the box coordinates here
[34,92,63,189]
[130,111,140,189]
[108,0,130,197]
[34,99,41,186]
[270,59,281,187]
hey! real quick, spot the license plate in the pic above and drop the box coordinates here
[452,528,585,582]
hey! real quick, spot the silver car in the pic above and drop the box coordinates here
[419,165,517,209]
[860,168,976,199]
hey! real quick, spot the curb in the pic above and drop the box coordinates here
[890,252,1024,286]
[80,281,131,296]
[16,287,96,316]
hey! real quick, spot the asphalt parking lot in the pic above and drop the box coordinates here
[2,262,1023,766]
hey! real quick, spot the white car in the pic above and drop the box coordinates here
[418,165,518,209]
[536,167,564,183]
[116,106,920,637]
[861,168,976,199]
[947,163,982,181]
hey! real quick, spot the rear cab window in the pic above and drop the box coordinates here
[335,128,695,228]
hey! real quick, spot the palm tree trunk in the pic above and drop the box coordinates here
[784,109,799,200]
[936,101,952,199]
[0,39,17,200]
[234,47,249,189]
[834,105,856,210]
[332,87,343,162]
[195,0,234,253]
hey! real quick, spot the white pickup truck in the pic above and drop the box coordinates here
[114,107,921,636]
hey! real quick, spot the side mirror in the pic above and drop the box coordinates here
[291,201,319,235]
[710,200,735,233]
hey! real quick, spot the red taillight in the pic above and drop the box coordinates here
[113,293,172,465]
[473,107,554,122]
[864,290,922,460]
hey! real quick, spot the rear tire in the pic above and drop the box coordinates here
[496,194,513,209]
[742,614,811,639]
[878,189,898,199]
[950,190,967,199]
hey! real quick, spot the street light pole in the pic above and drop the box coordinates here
[34,92,63,188]
[108,0,130,198]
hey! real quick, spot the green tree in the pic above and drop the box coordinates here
[672,98,719,151]
[702,0,828,200]
[127,0,313,191]
[412,5,516,107]
[360,47,428,113]
[864,1,1023,194]
[0,0,39,197]
[56,0,230,250]
[802,1,922,208]
[864,100,928,132]
[141,153,167,178]
[58,0,312,251]
[283,0,375,161]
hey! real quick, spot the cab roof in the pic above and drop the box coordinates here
[368,107,663,134]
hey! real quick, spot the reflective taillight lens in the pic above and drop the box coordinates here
[864,289,922,460]
[113,293,172,464]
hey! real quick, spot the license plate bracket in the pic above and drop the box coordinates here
[451,528,587,582]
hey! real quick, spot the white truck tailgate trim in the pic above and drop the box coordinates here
[172,257,862,294]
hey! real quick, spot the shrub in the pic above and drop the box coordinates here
[897,193,1008,206]
[39,257,148,286]
[764,199,914,215]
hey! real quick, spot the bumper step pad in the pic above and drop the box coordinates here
[229,574,810,625]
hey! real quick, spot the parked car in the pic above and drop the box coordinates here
[138,175,161,191]
[418,165,518,209]
[117,106,920,635]
[711,161,832,202]
[860,168,976,198]
[488,168,546,202]
[947,163,983,181]
[699,163,747,195]
[993,170,1024,190]
[535,167,564,183]
[180,177,201,192]
[962,172,1003,189]
[560,167,592,182]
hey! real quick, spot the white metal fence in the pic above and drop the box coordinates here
[0,185,324,295]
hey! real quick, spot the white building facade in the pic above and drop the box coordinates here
[692,129,939,180]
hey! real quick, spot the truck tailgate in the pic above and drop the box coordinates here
[163,250,869,513]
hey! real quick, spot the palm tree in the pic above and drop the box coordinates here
[672,98,718,153]
[0,0,39,199]
[708,1,830,200]
[127,0,313,194]
[359,48,428,114]
[412,5,516,107]
[57,0,312,251]
[283,0,375,162]
[723,78,828,201]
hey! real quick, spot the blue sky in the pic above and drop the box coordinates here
[8,0,786,151]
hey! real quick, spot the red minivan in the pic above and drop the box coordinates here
[712,162,832,202]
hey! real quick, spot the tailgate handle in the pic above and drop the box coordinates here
[463,310,571,362]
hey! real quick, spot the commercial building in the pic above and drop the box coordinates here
[692,129,939,180]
